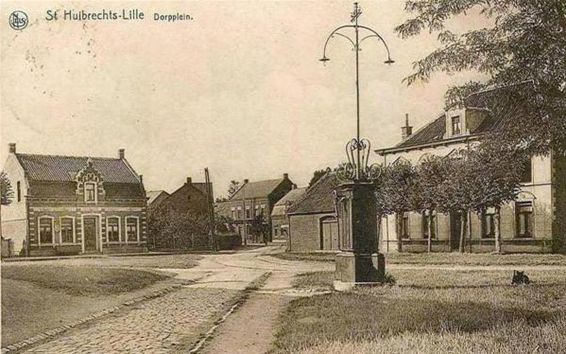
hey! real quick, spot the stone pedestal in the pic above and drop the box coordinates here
[333,181,385,291]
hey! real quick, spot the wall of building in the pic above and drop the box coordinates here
[159,182,209,216]
[27,198,148,256]
[1,154,29,255]
[378,142,555,253]
[288,212,334,253]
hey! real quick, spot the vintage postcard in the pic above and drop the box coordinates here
[1,1,565,353]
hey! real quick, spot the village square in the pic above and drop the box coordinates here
[1,1,566,353]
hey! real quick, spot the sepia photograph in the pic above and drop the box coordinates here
[1,0,565,353]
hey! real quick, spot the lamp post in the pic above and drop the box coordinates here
[320,2,394,290]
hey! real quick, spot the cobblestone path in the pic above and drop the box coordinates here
[24,287,239,354]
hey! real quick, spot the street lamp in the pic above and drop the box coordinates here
[320,2,394,290]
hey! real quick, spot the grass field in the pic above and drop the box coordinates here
[273,269,566,354]
[274,252,566,266]
[2,264,171,296]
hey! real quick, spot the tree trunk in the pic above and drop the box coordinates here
[459,212,467,253]
[468,211,473,253]
[427,211,432,253]
[494,206,502,254]
[396,213,403,252]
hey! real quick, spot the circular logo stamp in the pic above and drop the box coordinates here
[9,10,28,30]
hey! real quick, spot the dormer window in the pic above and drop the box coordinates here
[451,116,461,135]
[84,182,97,203]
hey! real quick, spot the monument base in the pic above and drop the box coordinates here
[333,252,385,291]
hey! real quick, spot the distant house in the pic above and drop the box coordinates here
[1,144,148,256]
[147,190,169,210]
[216,174,294,244]
[287,173,340,252]
[156,177,212,217]
[270,187,306,242]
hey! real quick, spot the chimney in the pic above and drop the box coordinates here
[186,177,192,185]
[243,179,249,184]
[283,173,289,180]
[139,175,143,183]
[401,113,413,140]
[118,148,125,159]
[9,143,16,154]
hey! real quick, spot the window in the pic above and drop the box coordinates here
[126,217,139,242]
[399,213,410,239]
[481,209,496,238]
[60,217,74,243]
[260,205,265,216]
[516,202,533,238]
[451,116,461,135]
[245,208,251,219]
[422,210,436,239]
[255,205,260,217]
[231,210,236,219]
[39,217,53,244]
[107,217,120,243]
[237,209,242,220]
[520,158,532,183]
[84,182,97,202]
[17,181,21,202]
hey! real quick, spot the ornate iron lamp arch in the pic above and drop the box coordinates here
[320,2,394,182]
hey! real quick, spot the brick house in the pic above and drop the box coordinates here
[375,84,566,253]
[1,144,148,256]
[147,177,213,249]
[287,173,340,252]
[216,174,294,243]
[270,187,306,242]
[155,177,212,216]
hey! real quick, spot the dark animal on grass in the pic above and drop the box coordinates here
[512,270,530,285]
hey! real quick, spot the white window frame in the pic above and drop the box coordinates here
[59,216,76,244]
[84,182,98,203]
[38,216,55,246]
[106,216,122,244]
[125,216,140,244]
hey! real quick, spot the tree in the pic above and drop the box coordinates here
[379,160,420,252]
[227,180,240,198]
[396,0,566,155]
[148,205,209,250]
[467,141,525,253]
[308,169,328,188]
[415,155,450,252]
[432,150,483,253]
[1,172,13,206]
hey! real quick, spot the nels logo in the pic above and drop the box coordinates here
[9,10,28,30]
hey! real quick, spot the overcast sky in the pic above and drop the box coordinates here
[1,1,486,197]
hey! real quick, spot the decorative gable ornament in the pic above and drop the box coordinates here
[75,158,105,198]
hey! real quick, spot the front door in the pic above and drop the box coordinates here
[449,212,461,251]
[84,217,98,252]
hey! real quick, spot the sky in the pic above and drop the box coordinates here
[1,0,487,198]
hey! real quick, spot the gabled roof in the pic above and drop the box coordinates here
[288,173,339,215]
[15,153,141,184]
[394,115,446,149]
[147,190,169,204]
[192,182,212,196]
[379,81,533,153]
[271,187,307,217]
[229,179,285,200]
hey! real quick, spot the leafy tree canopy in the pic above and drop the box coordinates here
[397,0,566,155]
[1,172,14,206]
